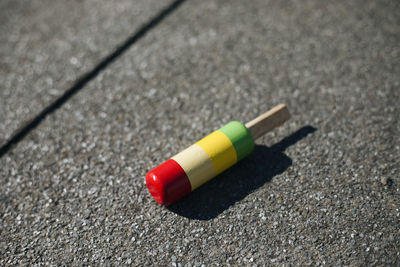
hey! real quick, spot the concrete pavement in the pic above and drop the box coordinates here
[1,0,399,265]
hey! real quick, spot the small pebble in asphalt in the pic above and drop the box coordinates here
[380,177,393,186]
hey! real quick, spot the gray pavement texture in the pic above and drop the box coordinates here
[1,0,399,265]
[0,0,173,145]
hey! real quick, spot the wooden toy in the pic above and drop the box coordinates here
[146,104,291,205]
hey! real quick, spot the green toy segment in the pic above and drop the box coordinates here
[218,121,254,161]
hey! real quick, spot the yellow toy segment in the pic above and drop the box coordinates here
[196,130,237,175]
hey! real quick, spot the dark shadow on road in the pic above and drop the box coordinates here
[167,125,317,220]
[0,0,187,157]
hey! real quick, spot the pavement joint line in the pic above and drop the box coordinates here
[0,0,187,158]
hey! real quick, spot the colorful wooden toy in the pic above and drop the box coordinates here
[146,104,291,205]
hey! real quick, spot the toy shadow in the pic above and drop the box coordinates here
[167,126,316,220]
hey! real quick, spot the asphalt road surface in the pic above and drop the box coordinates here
[1,0,399,265]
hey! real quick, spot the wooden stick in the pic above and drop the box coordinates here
[245,104,291,140]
